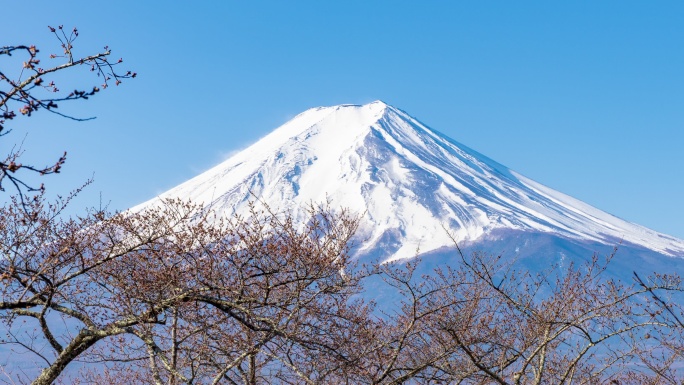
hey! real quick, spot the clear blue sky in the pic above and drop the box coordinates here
[2,1,683,238]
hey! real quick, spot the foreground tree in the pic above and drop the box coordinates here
[0,196,368,385]
[0,26,135,205]
[83,202,371,385]
[0,193,203,385]
[1,192,683,384]
[407,250,684,384]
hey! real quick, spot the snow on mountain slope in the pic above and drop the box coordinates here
[136,101,684,261]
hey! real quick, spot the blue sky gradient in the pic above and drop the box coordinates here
[2,1,683,238]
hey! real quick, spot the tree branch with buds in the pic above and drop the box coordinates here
[0,25,135,208]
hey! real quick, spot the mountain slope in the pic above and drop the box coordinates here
[136,101,684,262]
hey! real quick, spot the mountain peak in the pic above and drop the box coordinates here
[296,100,393,127]
[137,103,684,261]
[368,99,390,108]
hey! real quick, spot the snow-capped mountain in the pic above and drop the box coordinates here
[137,101,684,262]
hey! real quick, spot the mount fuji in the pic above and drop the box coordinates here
[137,101,684,267]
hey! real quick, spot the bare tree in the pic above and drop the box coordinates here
[363,246,684,384]
[82,202,373,385]
[0,26,135,207]
[0,196,370,385]
[1,189,683,384]
[0,194,201,385]
[631,272,684,385]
